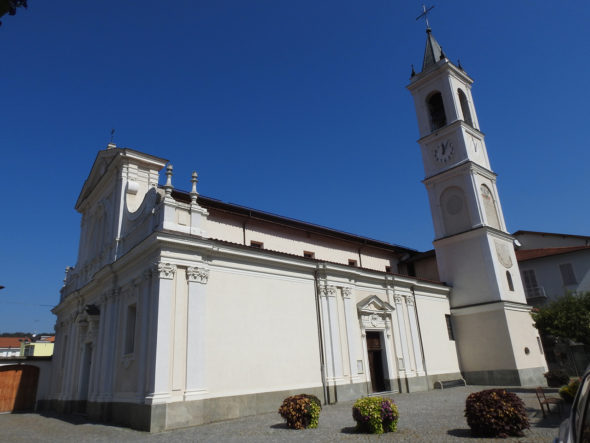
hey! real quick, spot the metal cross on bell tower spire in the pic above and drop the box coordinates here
[416,4,435,30]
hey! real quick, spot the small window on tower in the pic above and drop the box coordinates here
[458,89,473,126]
[427,91,447,131]
[303,251,315,259]
[506,271,514,291]
[348,259,357,267]
[250,241,263,249]
[385,266,392,273]
[445,314,455,340]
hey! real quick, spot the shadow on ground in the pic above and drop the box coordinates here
[446,428,473,438]
[340,426,359,434]
[37,410,132,430]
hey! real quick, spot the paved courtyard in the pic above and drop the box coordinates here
[0,386,565,442]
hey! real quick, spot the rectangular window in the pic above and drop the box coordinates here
[385,266,392,273]
[250,240,263,249]
[348,259,357,267]
[445,314,455,341]
[303,251,315,259]
[559,263,577,286]
[124,304,137,354]
[522,269,538,289]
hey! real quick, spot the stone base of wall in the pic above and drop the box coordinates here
[463,366,547,387]
[39,386,324,432]
[38,371,471,432]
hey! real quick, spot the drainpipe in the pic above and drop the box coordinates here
[313,269,329,405]
[357,248,363,268]
[411,285,429,387]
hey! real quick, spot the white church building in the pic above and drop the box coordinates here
[44,29,547,431]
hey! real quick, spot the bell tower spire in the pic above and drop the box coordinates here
[407,18,547,386]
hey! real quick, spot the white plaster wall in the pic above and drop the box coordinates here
[413,256,440,282]
[206,213,398,274]
[436,234,501,307]
[504,308,547,370]
[206,212,245,245]
[415,295,460,375]
[452,309,516,372]
[204,265,322,396]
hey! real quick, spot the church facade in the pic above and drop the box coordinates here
[44,30,547,431]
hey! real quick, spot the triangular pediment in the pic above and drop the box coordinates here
[75,147,168,211]
[357,295,394,315]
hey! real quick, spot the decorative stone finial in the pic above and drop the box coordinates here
[165,164,174,195]
[457,59,464,70]
[411,64,416,78]
[190,171,199,203]
[439,46,446,60]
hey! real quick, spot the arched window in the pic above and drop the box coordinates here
[427,92,447,131]
[506,271,514,291]
[457,89,473,126]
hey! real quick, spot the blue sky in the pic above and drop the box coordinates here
[1,1,589,333]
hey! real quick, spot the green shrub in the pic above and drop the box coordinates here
[352,396,399,434]
[544,370,570,387]
[465,389,529,438]
[278,394,322,429]
[559,378,581,402]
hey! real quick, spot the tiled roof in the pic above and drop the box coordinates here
[0,337,27,348]
[513,230,590,241]
[516,245,590,261]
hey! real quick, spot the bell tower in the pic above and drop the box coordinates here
[407,26,547,386]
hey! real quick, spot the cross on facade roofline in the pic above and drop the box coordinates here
[416,4,435,30]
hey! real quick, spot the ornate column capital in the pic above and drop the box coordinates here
[342,287,352,299]
[405,295,415,307]
[186,266,209,284]
[318,284,337,297]
[154,262,176,280]
[393,294,403,304]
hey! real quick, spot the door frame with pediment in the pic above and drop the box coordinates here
[357,295,398,393]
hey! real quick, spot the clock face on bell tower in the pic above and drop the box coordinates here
[433,140,453,163]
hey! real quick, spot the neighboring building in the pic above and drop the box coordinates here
[45,28,547,431]
[22,336,55,357]
[0,337,27,358]
[514,231,590,305]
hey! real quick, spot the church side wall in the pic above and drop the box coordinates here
[204,262,322,397]
[414,293,461,383]
[206,212,399,273]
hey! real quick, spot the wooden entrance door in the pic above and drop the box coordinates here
[366,331,386,393]
[0,365,39,412]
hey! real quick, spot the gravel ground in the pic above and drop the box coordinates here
[0,386,565,443]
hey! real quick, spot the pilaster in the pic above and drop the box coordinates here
[184,265,210,400]
[318,284,343,380]
[405,295,425,374]
[145,261,176,405]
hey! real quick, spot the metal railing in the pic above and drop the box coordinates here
[525,286,547,300]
